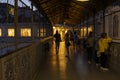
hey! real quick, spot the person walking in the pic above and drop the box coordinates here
[65,31,70,57]
[54,30,61,54]
[73,31,80,52]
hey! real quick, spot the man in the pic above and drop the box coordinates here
[98,33,112,71]
[54,30,61,53]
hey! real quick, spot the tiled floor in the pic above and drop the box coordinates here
[34,41,120,80]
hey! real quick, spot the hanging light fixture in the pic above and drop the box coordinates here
[77,0,89,1]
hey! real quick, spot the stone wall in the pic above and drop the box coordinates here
[109,42,120,73]
[0,36,53,80]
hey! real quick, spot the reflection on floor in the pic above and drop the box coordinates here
[34,41,120,80]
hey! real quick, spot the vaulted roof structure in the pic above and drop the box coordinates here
[30,0,117,25]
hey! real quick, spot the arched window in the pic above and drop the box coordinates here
[113,15,119,38]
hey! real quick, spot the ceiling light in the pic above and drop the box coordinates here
[77,0,89,1]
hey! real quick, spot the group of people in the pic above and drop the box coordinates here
[54,30,112,71]
[85,32,112,71]
[54,30,80,55]
[64,31,80,57]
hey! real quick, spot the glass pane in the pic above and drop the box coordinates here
[40,28,46,37]
[21,28,31,37]
[8,28,15,37]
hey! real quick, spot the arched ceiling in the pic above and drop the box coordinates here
[30,0,116,25]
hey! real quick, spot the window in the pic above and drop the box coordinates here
[9,6,14,15]
[113,15,119,38]
[21,28,31,37]
[8,28,15,37]
[0,28,2,37]
[40,28,46,37]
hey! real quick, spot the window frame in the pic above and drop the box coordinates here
[20,28,32,37]
[7,28,15,37]
[39,28,46,37]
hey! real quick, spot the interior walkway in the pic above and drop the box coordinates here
[34,41,120,80]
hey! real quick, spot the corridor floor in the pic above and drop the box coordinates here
[34,41,120,80]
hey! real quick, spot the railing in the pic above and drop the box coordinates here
[0,41,32,56]
[0,23,39,26]
[0,36,42,56]
[0,36,53,80]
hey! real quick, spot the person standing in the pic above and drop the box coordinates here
[86,32,94,64]
[94,35,100,66]
[98,33,112,71]
[54,30,61,54]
